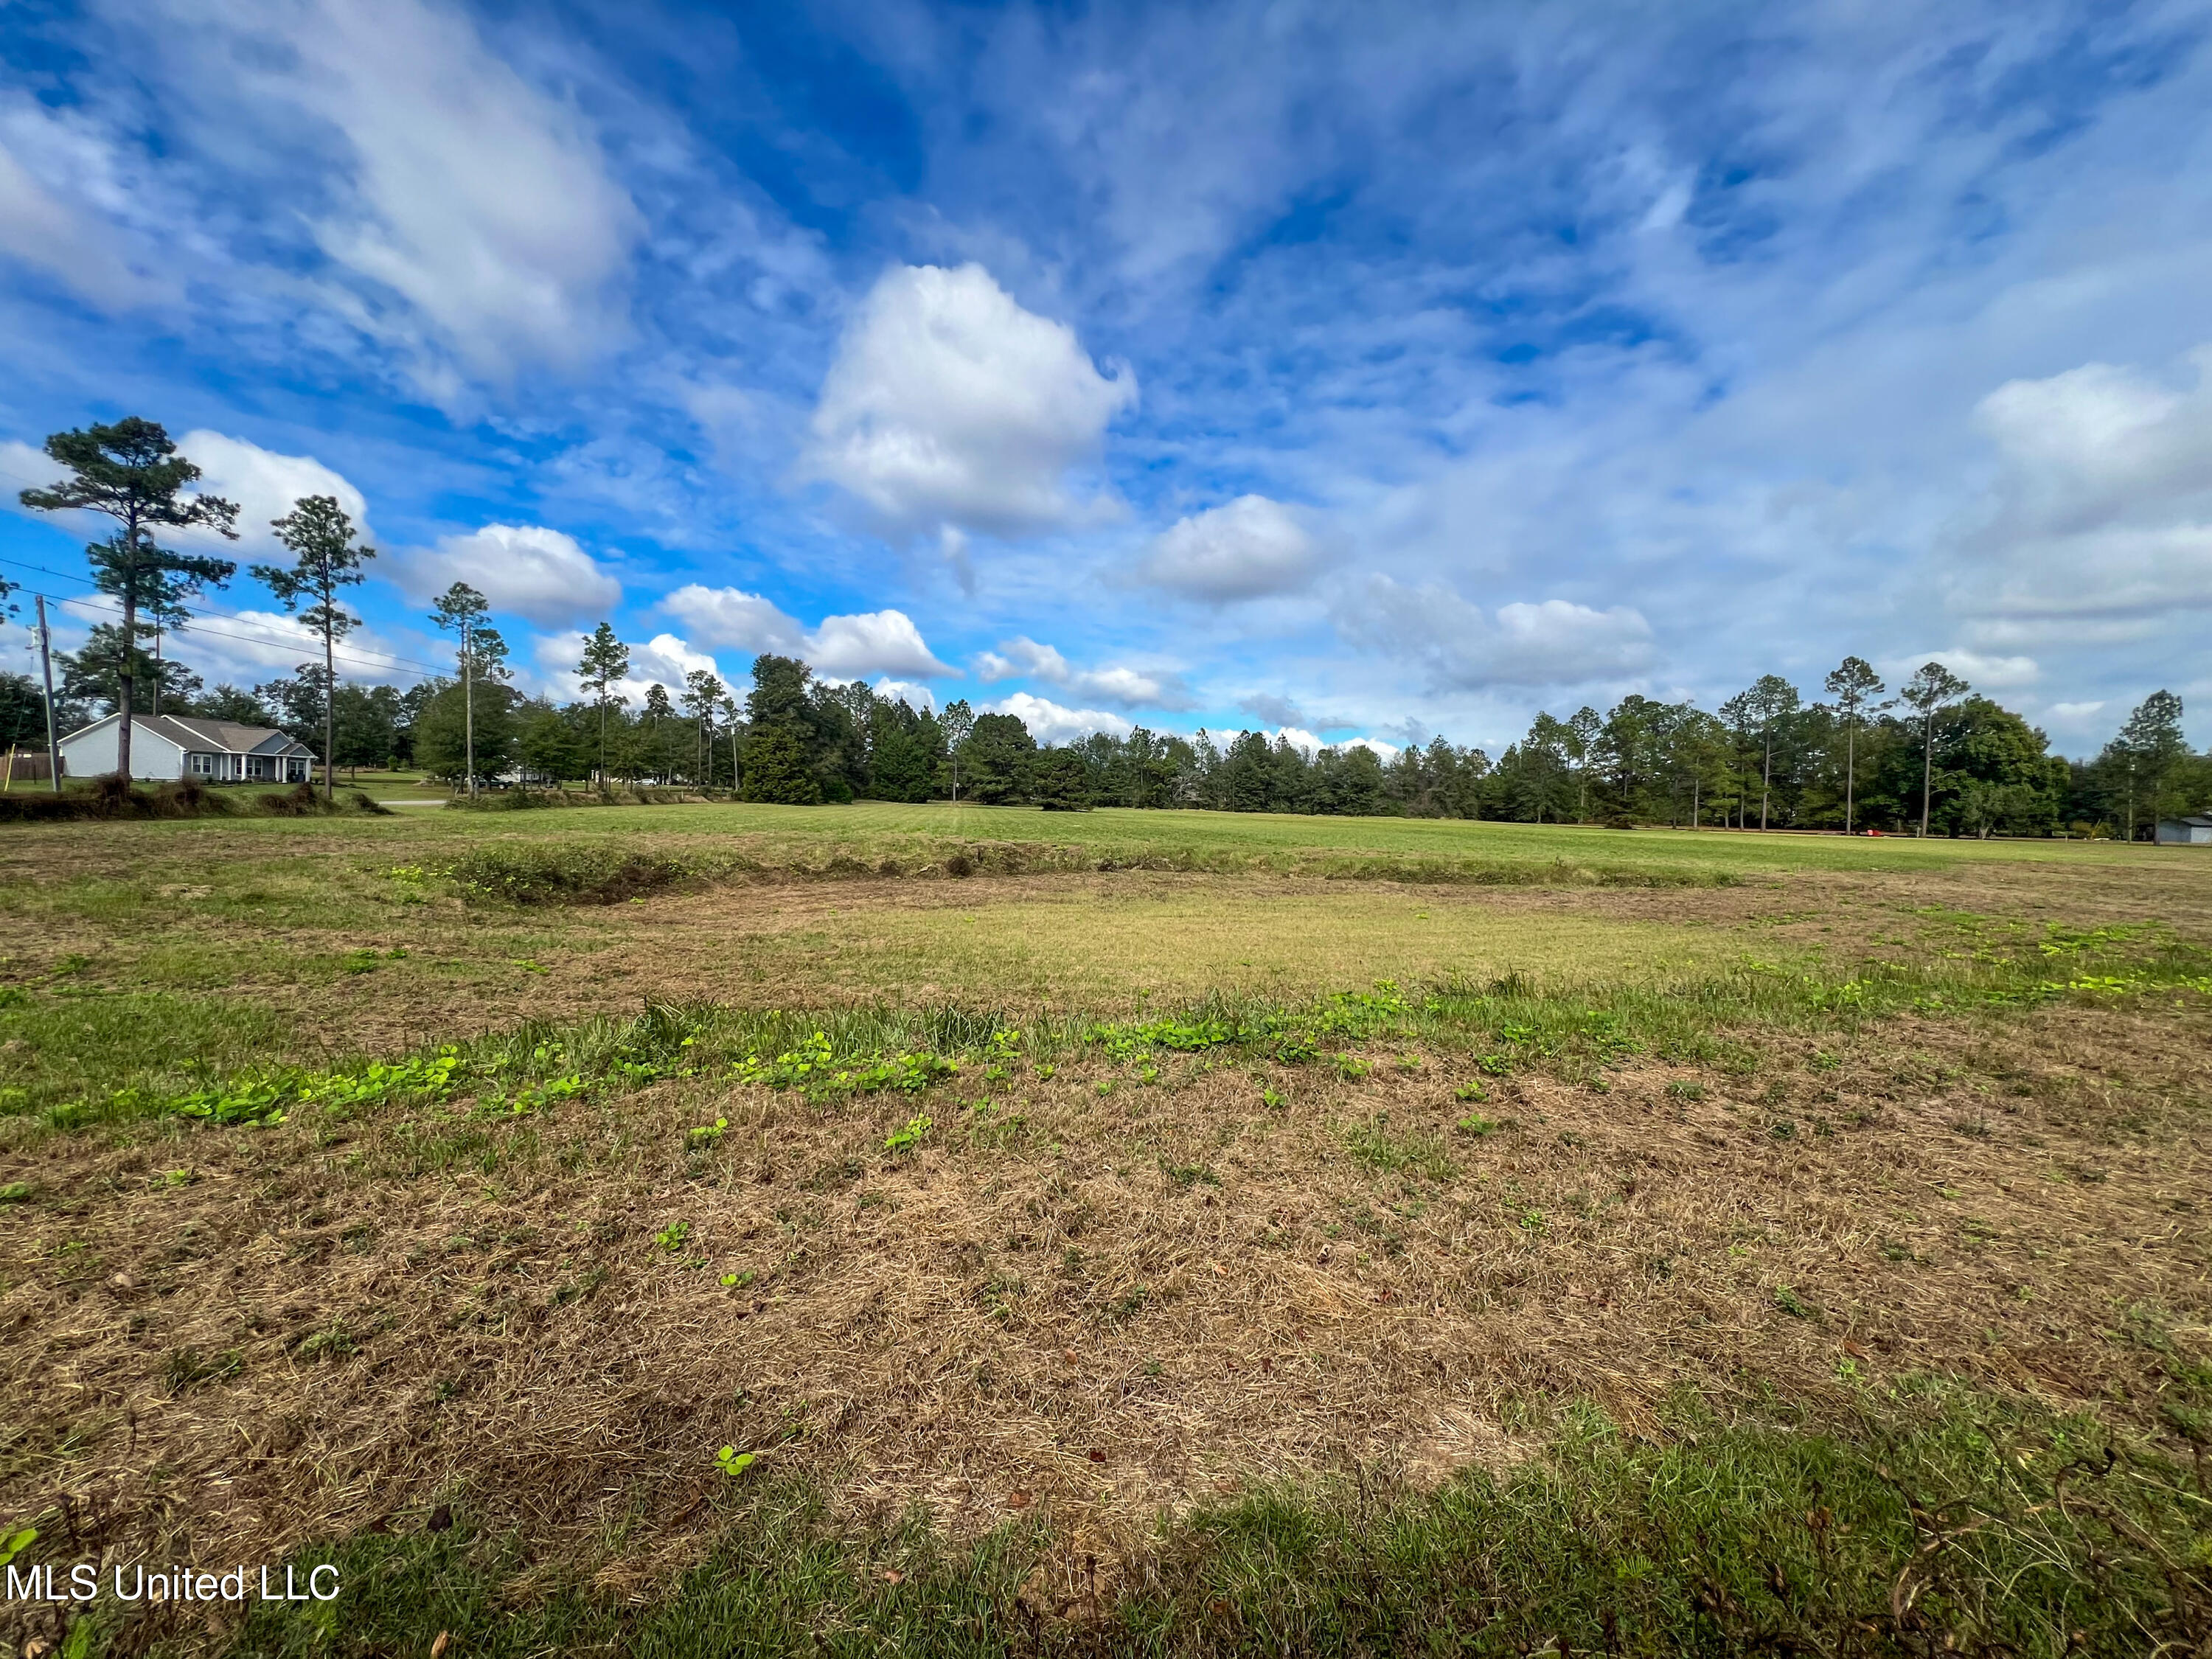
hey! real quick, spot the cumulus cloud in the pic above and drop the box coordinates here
[661,585,952,678]
[1338,576,1656,688]
[608,632,726,703]
[661,585,807,655]
[1,439,61,510]
[392,524,621,627]
[1952,347,2212,621]
[807,611,953,678]
[800,262,1135,539]
[872,678,936,713]
[983,691,1133,744]
[529,628,724,703]
[1340,736,1401,762]
[971,634,1194,709]
[1137,495,1321,602]
[170,431,372,556]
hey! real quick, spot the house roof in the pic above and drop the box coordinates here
[62,712,313,757]
[2165,813,2212,828]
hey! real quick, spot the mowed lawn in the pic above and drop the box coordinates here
[1,804,2209,1657]
[3,801,2203,1113]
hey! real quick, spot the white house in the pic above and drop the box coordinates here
[2155,813,2212,846]
[58,714,316,784]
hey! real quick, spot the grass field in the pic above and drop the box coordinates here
[1,803,2208,1655]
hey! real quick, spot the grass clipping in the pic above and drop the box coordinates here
[435,836,1735,907]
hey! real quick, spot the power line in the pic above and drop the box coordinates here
[0,554,448,681]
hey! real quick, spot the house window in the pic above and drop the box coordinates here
[188,753,220,776]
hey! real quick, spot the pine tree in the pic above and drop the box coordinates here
[2106,691,2188,841]
[1898,662,1971,837]
[17,418,239,780]
[1034,748,1092,811]
[1823,657,1885,834]
[682,669,726,785]
[254,495,375,801]
[428,584,493,798]
[575,623,631,785]
[741,726,820,804]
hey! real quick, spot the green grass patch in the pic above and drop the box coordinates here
[13,912,2211,1135]
[0,990,301,1120]
[1340,1113,1458,1183]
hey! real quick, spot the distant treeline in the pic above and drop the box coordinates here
[5,630,2206,839]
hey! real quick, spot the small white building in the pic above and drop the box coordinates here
[58,714,316,784]
[2155,813,2212,846]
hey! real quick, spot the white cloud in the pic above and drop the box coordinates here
[156,0,640,390]
[1880,650,2039,691]
[800,262,1135,539]
[661,585,806,656]
[660,586,953,678]
[1340,736,1402,762]
[984,691,1133,744]
[173,430,371,557]
[1952,347,2212,621]
[1339,577,1657,688]
[1237,725,1394,761]
[0,108,169,310]
[1,439,58,508]
[872,677,936,713]
[532,627,709,706]
[299,0,640,380]
[392,524,621,629]
[604,632,726,704]
[806,611,952,678]
[1137,495,1321,602]
[971,634,1194,709]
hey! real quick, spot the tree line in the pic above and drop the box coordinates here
[6,418,2208,836]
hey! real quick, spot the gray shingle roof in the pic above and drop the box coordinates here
[83,714,313,756]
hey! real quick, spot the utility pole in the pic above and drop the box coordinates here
[153,623,162,717]
[463,613,476,801]
[35,595,61,793]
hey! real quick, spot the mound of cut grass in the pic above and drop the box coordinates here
[0,778,388,824]
[446,842,710,904]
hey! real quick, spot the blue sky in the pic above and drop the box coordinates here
[3,0,2209,757]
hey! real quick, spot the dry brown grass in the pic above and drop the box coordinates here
[4,992,2206,1604]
